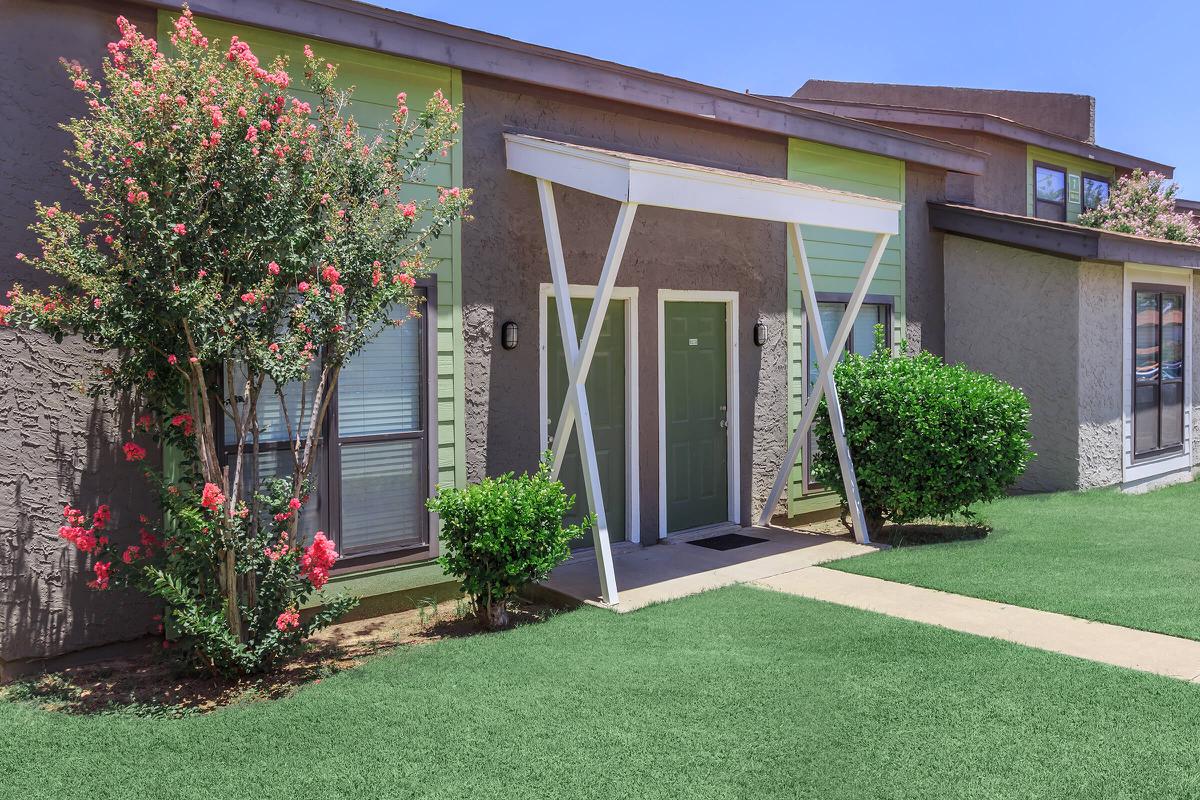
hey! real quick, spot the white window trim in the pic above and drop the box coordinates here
[656,289,741,540]
[1121,263,1193,486]
[538,283,641,544]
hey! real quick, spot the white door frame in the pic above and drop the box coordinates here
[1121,263,1193,486]
[539,283,641,543]
[657,289,741,540]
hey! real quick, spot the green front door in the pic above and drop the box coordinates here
[547,297,626,548]
[664,301,729,533]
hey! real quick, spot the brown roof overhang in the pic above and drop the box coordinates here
[929,202,1200,269]
[142,0,985,175]
[765,97,1172,176]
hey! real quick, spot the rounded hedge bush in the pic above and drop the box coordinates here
[427,460,588,629]
[810,330,1032,539]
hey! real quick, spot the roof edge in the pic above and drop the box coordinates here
[764,96,1173,176]
[928,202,1200,269]
[142,0,986,175]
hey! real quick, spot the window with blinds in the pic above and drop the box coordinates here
[223,292,431,567]
[803,297,892,492]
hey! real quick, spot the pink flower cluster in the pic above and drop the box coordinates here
[59,503,111,555]
[123,441,147,461]
[275,608,300,631]
[88,561,112,591]
[200,482,226,511]
[299,531,338,589]
[170,412,194,436]
[226,35,290,88]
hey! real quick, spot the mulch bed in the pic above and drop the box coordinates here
[1,596,558,717]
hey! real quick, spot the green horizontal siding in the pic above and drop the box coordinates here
[158,14,466,592]
[785,139,905,516]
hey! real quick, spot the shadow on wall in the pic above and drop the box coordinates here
[1,329,159,668]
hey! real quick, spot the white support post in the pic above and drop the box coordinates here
[536,178,636,606]
[757,225,890,544]
[548,201,639,475]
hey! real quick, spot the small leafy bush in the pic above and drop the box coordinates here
[811,329,1032,539]
[429,460,588,629]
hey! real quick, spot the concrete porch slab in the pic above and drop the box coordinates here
[541,525,875,612]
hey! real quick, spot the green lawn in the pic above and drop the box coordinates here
[829,480,1200,640]
[6,585,1200,799]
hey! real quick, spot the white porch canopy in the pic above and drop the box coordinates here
[504,133,900,606]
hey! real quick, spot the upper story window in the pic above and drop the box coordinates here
[1034,163,1067,221]
[1082,174,1111,212]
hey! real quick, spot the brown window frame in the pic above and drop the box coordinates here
[1033,161,1068,222]
[1131,282,1186,461]
[219,283,438,574]
[802,293,893,493]
[1081,172,1111,213]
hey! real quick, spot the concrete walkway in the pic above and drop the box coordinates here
[755,567,1200,682]
[543,525,874,612]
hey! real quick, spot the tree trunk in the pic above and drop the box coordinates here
[220,547,244,642]
[475,595,509,630]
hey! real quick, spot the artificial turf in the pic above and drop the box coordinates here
[5,585,1200,799]
[828,480,1200,640]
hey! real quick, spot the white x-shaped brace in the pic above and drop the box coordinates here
[756,224,891,544]
[536,178,637,606]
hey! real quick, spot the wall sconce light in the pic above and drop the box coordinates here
[753,321,767,347]
[501,320,519,350]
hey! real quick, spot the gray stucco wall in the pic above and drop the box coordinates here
[0,0,160,668]
[944,236,1082,491]
[903,164,948,355]
[890,125,1029,217]
[460,75,790,539]
[1076,261,1124,488]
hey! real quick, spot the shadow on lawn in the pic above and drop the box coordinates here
[1,596,561,718]
[873,521,991,548]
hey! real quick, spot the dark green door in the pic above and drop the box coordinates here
[547,297,626,548]
[664,301,728,533]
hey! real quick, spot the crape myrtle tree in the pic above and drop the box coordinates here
[1079,169,1200,244]
[2,8,471,674]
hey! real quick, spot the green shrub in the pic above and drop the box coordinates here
[428,460,588,629]
[811,329,1032,539]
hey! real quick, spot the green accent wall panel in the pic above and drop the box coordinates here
[784,139,905,516]
[1026,145,1116,223]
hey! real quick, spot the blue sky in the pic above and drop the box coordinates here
[382,0,1200,195]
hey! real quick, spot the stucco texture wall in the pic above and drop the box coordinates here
[460,75,790,539]
[0,0,160,667]
[1076,261,1124,488]
[893,125,1029,217]
[902,164,947,355]
[944,236,1083,491]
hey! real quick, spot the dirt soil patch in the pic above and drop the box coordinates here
[2,595,561,717]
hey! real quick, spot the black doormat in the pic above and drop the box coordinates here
[688,532,768,551]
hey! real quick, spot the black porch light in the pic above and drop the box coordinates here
[753,321,767,347]
[501,320,519,350]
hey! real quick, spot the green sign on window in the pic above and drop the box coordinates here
[1068,174,1081,205]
